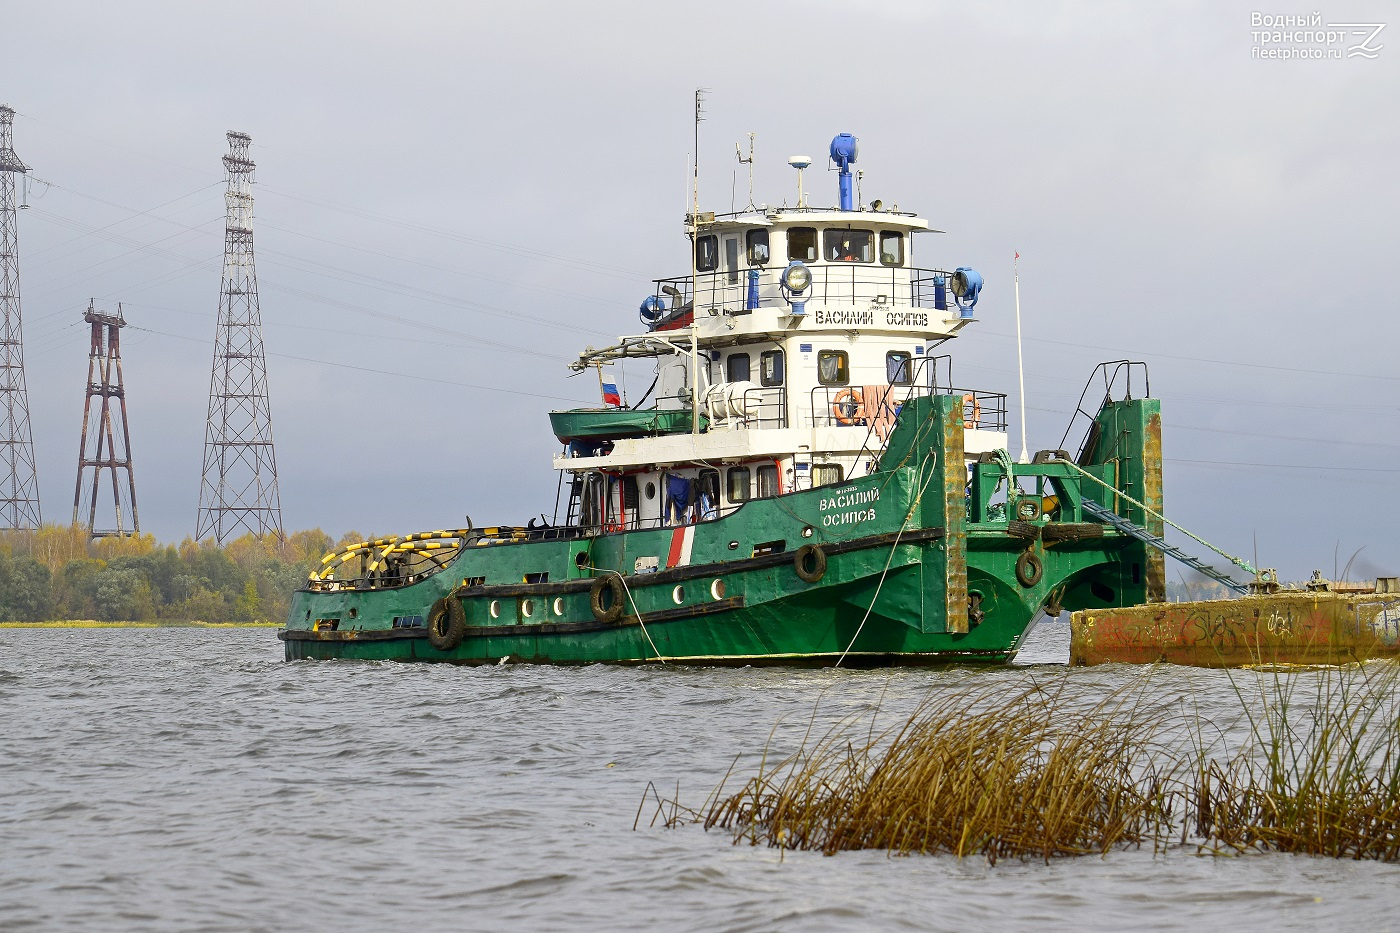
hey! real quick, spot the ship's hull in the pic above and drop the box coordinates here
[281,394,1163,666]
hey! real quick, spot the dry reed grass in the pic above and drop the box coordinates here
[648,664,1400,863]
[1192,664,1400,859]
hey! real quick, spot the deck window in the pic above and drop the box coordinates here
[697,469,720,520]
[824,229,873,263]
[726,352,751,383]
[817,350,849,386]
[812,464,844,488]
[695,234,718,272]
[787,227,818,262]
[756,465,780,499]
[746,229,770,266]
[879,231,905,266]
[760,349,785,387]
[727,467,751,503]
[886,351,913,386]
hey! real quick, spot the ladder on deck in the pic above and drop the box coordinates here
[1080,499,1250,594]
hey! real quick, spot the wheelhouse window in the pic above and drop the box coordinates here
[886,351,913,386]
[812,464,844,488]
[726,352,751,383]
[879,231,904,266]
[725,237,740,284]
[756,465,779,499]
[787,227,818,262]
[695,234,718,272]
[746,229,770,266]
[824,229,873,263]
[760,349,785,387]
[726,467,751,503]
[817,350,849,386]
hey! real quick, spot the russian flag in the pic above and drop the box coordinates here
[602,382,621,407]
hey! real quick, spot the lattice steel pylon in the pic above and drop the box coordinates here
[73,300,139,537]
[195,131,282,543]
[0,105,41,530]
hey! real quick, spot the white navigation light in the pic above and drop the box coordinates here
[781,261,811,292]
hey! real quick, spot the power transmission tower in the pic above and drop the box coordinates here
[0,105,41,530]
[195,131,282,543]
[73,300,138,537]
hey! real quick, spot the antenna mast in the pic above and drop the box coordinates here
[0,105,42,529]
[196,131,283,542]
[73,300,138,537]
[736,132,755,210]
[1014,251,1029,464]
[688,89,706,435]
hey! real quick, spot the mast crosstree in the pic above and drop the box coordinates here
[195,131,283,543]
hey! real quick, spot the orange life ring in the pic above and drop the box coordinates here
[962,393,981,429]
[832,388,864,425]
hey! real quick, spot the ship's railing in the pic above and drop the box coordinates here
[797,352,1004,432]
[806,383,1007,433]
[650,265,961,319]
[705,386,788,430]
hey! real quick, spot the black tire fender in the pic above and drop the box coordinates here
[426,596,467,651]
[589,575,626,624]
[1015,550,1044,589]
[794,544,828,584]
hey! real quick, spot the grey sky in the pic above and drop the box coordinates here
[3,1,1396,580]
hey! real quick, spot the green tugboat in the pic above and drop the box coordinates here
[280,132,1166,666]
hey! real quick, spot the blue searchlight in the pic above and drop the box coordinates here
[829,133,859,211]
[639,294,667,327]
[951,267,983,317]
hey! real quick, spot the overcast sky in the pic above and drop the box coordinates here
[2,0,1396,580]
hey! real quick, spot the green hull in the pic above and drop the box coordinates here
[282,394,1164,666]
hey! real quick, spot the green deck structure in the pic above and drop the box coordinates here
[281,393,1164,666]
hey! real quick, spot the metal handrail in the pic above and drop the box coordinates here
[651,265,959,318]
[1058,360,1151,459]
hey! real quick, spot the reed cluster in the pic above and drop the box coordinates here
[652,664,1400,863]
[1192,666,1400,859]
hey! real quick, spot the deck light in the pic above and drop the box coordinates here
[781,261,811,293]
[951,267,983,314]
[781,261,811,315]
[829,133,859,211]
[639,294,667,327]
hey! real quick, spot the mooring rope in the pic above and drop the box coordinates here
[1051,456,1258,575]
[835,449,943,668]
[584,564,666,664]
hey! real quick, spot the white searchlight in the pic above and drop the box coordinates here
[781,261,812,315]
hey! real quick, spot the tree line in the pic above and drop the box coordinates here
[0,525,365,623]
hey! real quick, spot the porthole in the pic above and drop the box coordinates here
[645,482,657,500]
[349,607,358,618]
[711,579,726,600]
[522,598,534,618]
[489,600,501,619]
[672,585,685,605]
[802,526,814,538]
[552,597,565,616]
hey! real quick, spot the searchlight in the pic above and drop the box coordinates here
[829,133,859,211]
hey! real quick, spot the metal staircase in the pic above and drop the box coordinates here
[1080,499,1249,594]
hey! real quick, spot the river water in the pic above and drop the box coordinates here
[2,623,1397,932]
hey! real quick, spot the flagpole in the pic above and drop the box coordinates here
[1014,251,1029,463]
